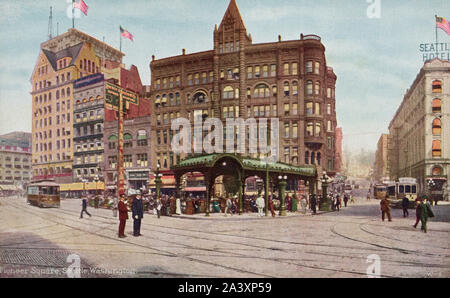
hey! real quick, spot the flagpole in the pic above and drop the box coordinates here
[72,0,75,29]
[435,15,438,58]
[120,27,122,52]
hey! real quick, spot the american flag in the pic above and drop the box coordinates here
[120,26,134,42]
[73,0,88,16]
[436,16,450,36]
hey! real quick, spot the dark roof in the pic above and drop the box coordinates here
[42,43,84,71]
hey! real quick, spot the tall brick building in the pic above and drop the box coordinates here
[30,29,124,183]
[149,0,338,179]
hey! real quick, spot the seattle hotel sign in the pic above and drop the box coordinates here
[420,42,450,62]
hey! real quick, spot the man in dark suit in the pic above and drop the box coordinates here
[80,197,92,219]
[310,194,317,215]
[402,196,410,217]
[132,193,144,237]
[118,195,128,238]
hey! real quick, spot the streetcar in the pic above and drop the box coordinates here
[373,178,418,208]
[27,180,60,208]
[373,184,388,200]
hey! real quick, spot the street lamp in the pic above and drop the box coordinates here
[320,171,331,211]
[155,163,163,200]
[278,175,288,216]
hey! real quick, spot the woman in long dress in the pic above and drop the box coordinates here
[176,197,181,215]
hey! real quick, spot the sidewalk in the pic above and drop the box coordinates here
[168,209,332,221]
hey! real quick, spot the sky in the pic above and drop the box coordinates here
[0,0,449,153]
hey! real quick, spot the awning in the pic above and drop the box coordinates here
[185,187,206,192]
[60,182,105,191]
[0,185,19,191]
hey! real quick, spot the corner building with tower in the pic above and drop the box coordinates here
[149,0,339,187]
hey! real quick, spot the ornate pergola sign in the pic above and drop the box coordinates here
[171,153,318,216]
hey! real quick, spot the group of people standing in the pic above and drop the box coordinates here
[380,195,435,233]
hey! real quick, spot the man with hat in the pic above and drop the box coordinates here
[118,194,128,238]
[132,192,144,237]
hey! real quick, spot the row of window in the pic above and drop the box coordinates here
[34,113,71,129]
[34,72,72,91]
[35,127,71,141]
[75,124,103,138]
[75,141,103,153]
[35,138,72,153]
[75,167,102,177]
[107,131,149,149]
[107,154,149,169]
[36,151,71,164]
[154,61,323,91]
[75,154,103,165]
[34,167,71,176]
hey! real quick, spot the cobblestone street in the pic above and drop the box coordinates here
[0,196,449,278]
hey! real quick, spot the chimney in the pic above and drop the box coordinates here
[278,35,282,42]
[152,55,155,61]
[182,49,186,55]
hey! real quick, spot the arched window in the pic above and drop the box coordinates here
[432,166,442,176]
[315,81,321,95]
[61,89,65,98]
[223,86,234,99]
[67,87,71,96]
[169,93,174,106]
[124,133,133,148]
[432,98,441,113]
[306,80,313,95]
[161,94,167,107]
[305,151,309,164]
[284,82,290,96]
[193,91,208,103]
[155,95,161,108]
[432,140,441,157]
[306,122,314,136]
[432,118,442,135]
[253,84,270,98]
[292,81,298,95]
[315,123,321,137]
[311,152,315,164]
[317,152,321,166]
[108,135,118,150]
[137,130,148,146]
[432,80,442,93]
[56,90,60,99]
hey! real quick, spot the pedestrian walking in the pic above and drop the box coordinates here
[413,199,421,229]
[256,195,265,217]
[300,196,307,214]
[268,197,276,217]
[118,195,128,238]
[80,197,92,218]
[176,197,182,215]
[132,194,144,237]
[291,195,298,212]
[310,194,317,215]
[402,196,410,217]
[367,191,371,201]
[112,196,118,218]
[380,196,392,222]
[418,197,435,233]
[335,195,341,211]
[224,197,233,216]
[343,195,349,207]
[156,198,162,218]
[94,195,99,209]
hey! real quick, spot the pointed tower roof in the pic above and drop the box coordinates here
[218,0,246,32]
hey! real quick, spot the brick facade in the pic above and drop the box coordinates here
[149,0,338,177]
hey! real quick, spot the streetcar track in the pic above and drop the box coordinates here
[2,199,448,277]
[1,201,275,278]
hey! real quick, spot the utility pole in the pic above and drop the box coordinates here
[117,92,125,197]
